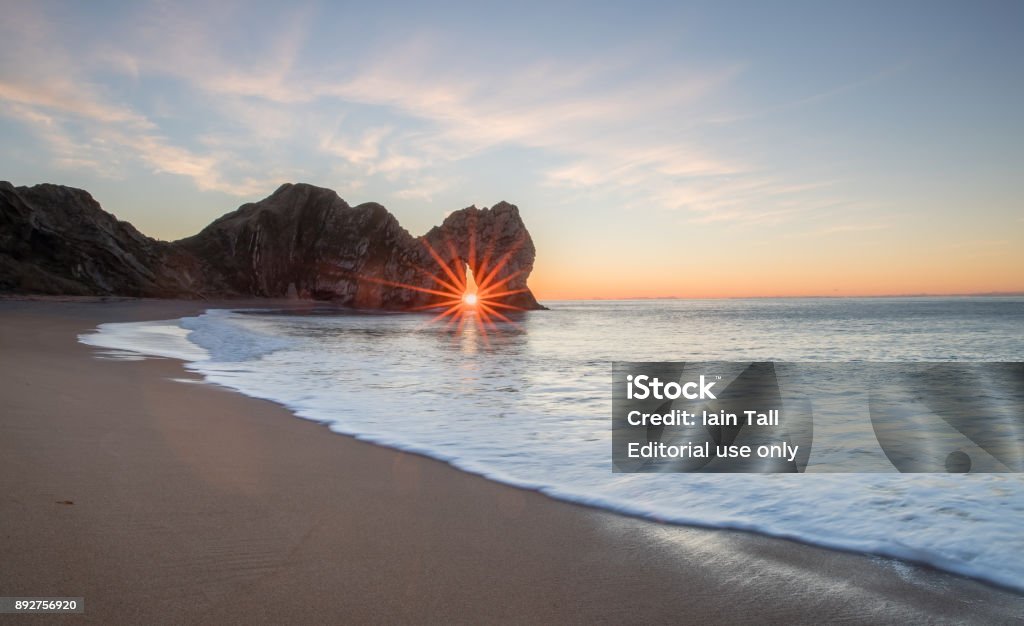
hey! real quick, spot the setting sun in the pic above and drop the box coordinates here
[463,293,478,306]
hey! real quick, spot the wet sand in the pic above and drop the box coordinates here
[1,298,1022,624]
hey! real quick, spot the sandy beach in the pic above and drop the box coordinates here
[1,298,1022,624]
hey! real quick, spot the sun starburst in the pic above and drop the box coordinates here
[353,214,531,344]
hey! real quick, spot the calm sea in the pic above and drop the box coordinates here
[81,297,1024,590]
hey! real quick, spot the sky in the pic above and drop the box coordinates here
[1,0,1022,299]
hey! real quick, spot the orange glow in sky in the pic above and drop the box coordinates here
[525,216,1024,300]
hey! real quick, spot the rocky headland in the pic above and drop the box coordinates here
[0,181,543,310]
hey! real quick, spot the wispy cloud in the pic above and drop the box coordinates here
[0,1,850,223]
[320,126,393,167]
[0,2,289,195]
[394,176,453,201]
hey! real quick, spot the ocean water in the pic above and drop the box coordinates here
[79,298,1024,591]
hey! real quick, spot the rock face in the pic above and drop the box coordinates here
[0,181,544,310]
[0,182,199,296]
[415,204,541,311]
[176,184,415,304]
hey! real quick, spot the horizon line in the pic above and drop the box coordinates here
[537,291,1024,302]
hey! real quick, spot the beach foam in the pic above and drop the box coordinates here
[78,298,1024,592]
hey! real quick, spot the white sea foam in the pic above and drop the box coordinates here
[77,298,1024,592]
[79,319,209,361]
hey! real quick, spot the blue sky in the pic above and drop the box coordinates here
[1,0,1021,297]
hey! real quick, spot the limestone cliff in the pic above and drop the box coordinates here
[0,181,544,310]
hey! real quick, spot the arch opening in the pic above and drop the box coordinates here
[462,263,479,306]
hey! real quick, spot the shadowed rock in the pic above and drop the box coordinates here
[0,182,199,297]
[415,203,542,311]
[0,181,544,310]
